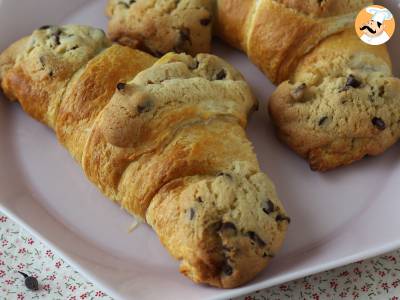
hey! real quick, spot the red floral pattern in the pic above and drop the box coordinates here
[0,212,110,299]
[233,254,400,300]
[2,210,400,300]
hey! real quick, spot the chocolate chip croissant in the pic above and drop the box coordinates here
[215,0,400,171]
[0,25,289,288]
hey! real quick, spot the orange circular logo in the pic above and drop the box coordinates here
[355,5,395,45]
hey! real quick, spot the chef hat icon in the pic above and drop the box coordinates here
[366,7,393,24]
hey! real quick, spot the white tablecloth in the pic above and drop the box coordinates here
[1,211,400,300]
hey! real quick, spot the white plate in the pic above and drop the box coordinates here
[1,0,400,299]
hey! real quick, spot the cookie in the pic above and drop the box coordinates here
[0,25,110,126]
[147,163,289,288]
[106,0,212,56]
[269,31,400,171]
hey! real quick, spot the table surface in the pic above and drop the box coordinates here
[1,211,400,300]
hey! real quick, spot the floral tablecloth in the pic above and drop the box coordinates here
[1,211,400,300]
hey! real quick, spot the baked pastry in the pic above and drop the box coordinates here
[215,0,400,171]
[0,25,289,288]
[215,0,372,84]
[269,29,400,171]
[106,0,213,56]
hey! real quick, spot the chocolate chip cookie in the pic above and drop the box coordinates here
[106,0,212,56]
[269,38,400,171]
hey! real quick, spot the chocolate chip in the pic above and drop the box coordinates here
[346,74,361,88]
[70,45,79,50]
[153,50,164,58]
[200,18,211,26]
[118,2,129,8]
[290,83,306,101]
[179,28,191,43]
[215,69,226,80]
[39,56,46,69]
[369,86,376,97]
[247,231,266,247]
[147,80,154,85]
[276,215,291,223]
[118,0,135,8]
[189,59,199,70]
[51,29,62,46]
[217,172,232,179]
[48,70,54,77]
[39,25,51,30]
[137,100,153,114]
[174,28,192,53]
[262,200,275,215]
[116,82,126,91]
[196,197,203,203]
[18,271,39,291]
[341,74,361,91]
[372,117,386,130]
[263,252,274,258]
[213,221,223,231]
[318,116,328,126]
[220,222,237,235]
[188,208,195,220]
[379,86,385,97]
[221,263,233,276]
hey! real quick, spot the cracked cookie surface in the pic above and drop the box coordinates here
[0,25,110,126]
[106,0,212,56]
[269,30,400,171]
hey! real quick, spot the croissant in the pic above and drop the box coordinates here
[215,0,400,171]
[0,25,289,288]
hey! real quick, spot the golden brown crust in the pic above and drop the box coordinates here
[3,67,51,123]
[0,37,29,92]
[291,29,392,81]
[249,1,355,83]
[214,0,256,51]
[215,0,372,84]
[85,53,258,217]
[55,45,156,162]
[275,0,371,17]
[0,27,289,288]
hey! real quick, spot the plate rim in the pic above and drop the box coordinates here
[3,204,400,300]
[1,0,400,299]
